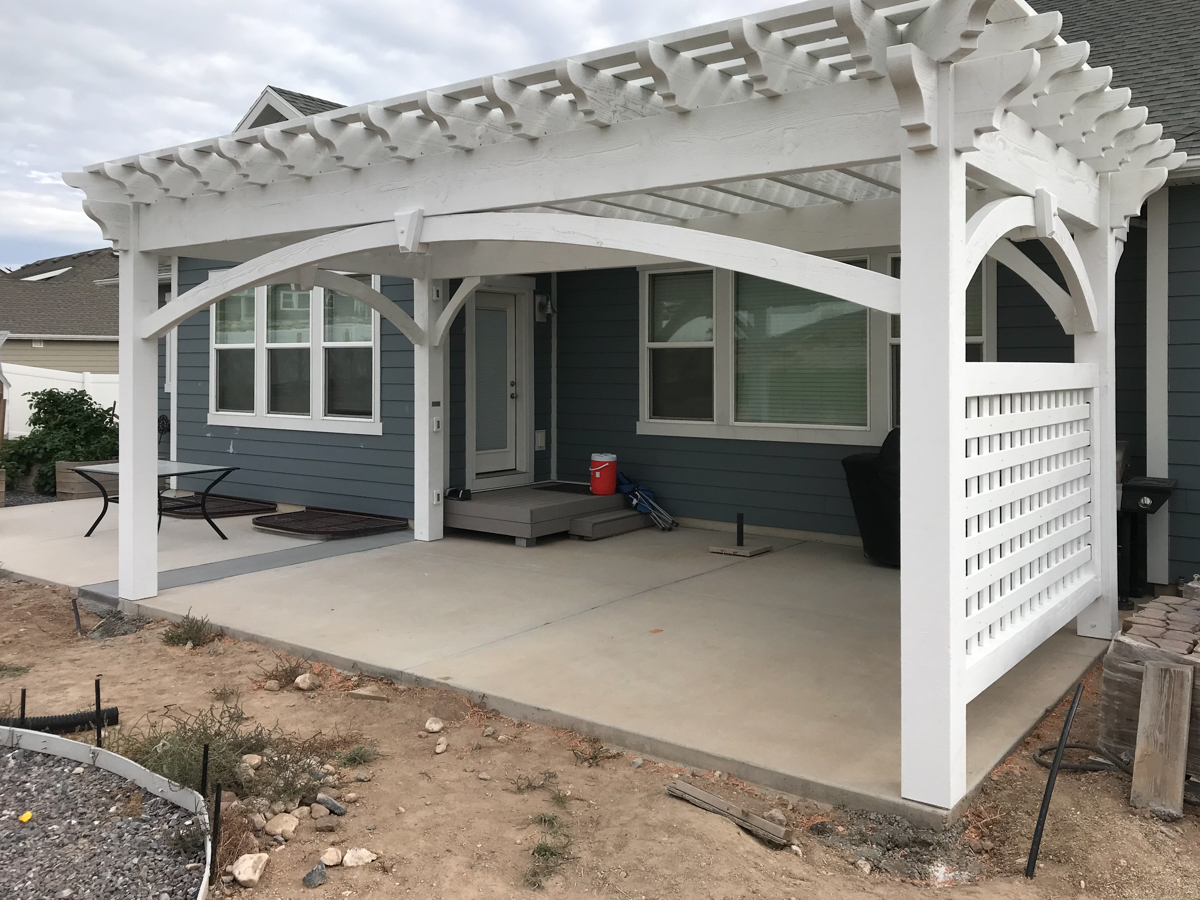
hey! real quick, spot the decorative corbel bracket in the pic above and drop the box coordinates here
[555,59,661,127]
[905,0,999,63]
[1109,168,1168,237]
[952,49,1039,152]
[833,0,899,80]
[82,200,132,249]
[887,44,939,151]
[396,208,426,253]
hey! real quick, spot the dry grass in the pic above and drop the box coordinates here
[524,812,573,889]
[257,652,310,686]
[571,738,621,767]
[0,662,30,680]
[162,610,220,647]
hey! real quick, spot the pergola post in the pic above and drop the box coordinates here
[1074,176,1120,640]
[412,262,445,541]
[117,206,161,600]
[898,57,968,810]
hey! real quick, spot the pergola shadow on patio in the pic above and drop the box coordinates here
[117,525,1099,825]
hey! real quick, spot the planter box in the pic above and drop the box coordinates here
[14,464,41,493]
[56,460,119,501]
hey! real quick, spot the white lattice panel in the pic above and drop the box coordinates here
[961,379,1100,697]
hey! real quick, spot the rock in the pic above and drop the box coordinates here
[221,875,234,885]
[763,808,788,827]
[965,837,984,853]
[356,773,372,782]
[250,812,267,831]
[263,680,281,692]
[981,839,994,852]
[478,773,491,781]
[71,767,84,775]
[294,805,311,819]
[321,847,343,866]
[220,790,239,807]
[264,813,299,840]
[345,792,359,803]
[348,685,388,702]
[316,793,347,816]
[295,673,321,691]
[242,754,263,770]
[185,640,194,650]
[630,757,644,769]
[425,717,445,733]
[397,807,406,814]
[237,763,257,782]
[855,859,872,875]
[343,848,378,867]
[310,802,330,819]
[497,735,513,743]
[435,736,448,754]
[323,786,342,799]
[232,853,270,887]
[790,845,804,858]
[418,731,429,738]
[321,764,337,775]
[56,891,73,899]
[302,861,328,888]
[269,800,289,816]
[315,820,339,833]
[482,726,495,738]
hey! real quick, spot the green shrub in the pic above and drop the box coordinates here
[0,389,118,494]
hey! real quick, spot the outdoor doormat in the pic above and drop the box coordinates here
[161,495,277,519]
[534,482,593,494]
[251,509,409,540]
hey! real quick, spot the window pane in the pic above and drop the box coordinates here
[650,271,713,343]
[215,290,255,344]
[268,347,310,414]
[267,286,310,344]
[216,348,254,412]
[650,347,713,420]
[325,347,372,417]
[735,273,868,427]
[324,282,373,343]
[966,341,984,362]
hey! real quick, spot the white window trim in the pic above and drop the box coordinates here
[207,273,383,436]
[636,256,891,446]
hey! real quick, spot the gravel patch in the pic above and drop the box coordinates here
[2,491,59,507]
[0,747,205,899]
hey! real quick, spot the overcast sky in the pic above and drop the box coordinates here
[0,0,756,270]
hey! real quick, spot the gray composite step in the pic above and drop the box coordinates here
[569,507,651,540]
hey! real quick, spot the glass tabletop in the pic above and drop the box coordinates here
[73,461,238,477]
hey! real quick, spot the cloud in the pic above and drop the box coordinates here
[1,0,750,266]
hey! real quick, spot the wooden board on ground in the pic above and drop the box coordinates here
[1130,661,1194,820]
[708,544,772,558]
[1099,635,1200,778]
[667,780,792,845]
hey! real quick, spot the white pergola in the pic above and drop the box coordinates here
[66,0,1182,811]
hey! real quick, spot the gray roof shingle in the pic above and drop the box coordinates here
[268,86,344,118]
[0,248,119,337]
[1033,0,1200,157]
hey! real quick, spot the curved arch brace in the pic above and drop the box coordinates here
[312,270,426,346]
[420,213,900,315]
[964,197,1097,334]
[430,276,481,346]
[141,221,399,339]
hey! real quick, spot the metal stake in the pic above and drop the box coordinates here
[71,598,83,636]
[19,689,26,729]
[736,513,744,547]
[1026,682,1084,878]
[200,743,210,799]
[94,676,103,749]
[210,783,223,884]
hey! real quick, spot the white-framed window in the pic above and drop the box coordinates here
[886,255,993,428]
[208,274,383,435]
[637,260,890,446]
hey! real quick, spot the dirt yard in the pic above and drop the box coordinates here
[1,578,1197,900]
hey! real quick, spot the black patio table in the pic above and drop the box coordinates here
[73,461,239,540]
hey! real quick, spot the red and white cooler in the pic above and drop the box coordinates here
[589,453,618,495]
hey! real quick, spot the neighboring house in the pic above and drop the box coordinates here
[68,0,1184,812]
[0,249,119,373]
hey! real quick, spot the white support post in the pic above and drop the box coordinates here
[898,59,968,810]
[117,207,161,601]
[412,262,445,541]
[1145,188,1171,585]
[1074,176,1121,639]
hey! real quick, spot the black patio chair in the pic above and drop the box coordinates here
[841,427,900,568]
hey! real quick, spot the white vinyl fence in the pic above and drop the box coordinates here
[1,363,119,438]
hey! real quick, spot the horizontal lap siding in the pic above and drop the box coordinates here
[555,268,860,536]
[173,257,415,517]
[1170,186,1200,578]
